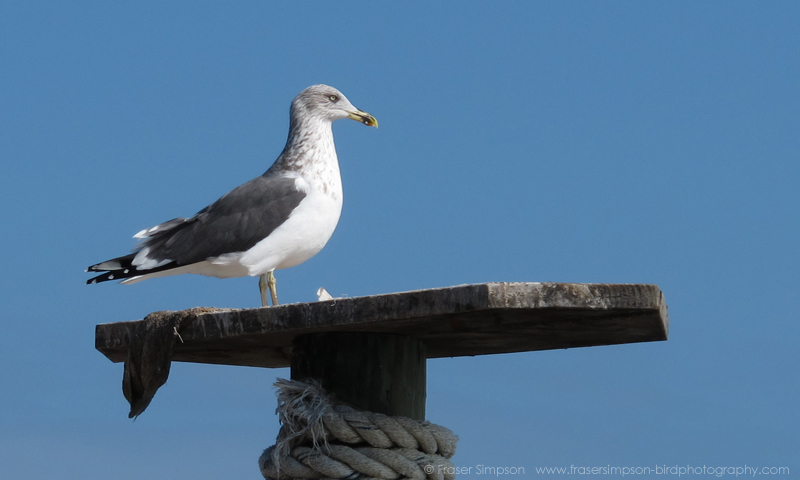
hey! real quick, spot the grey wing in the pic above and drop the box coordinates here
[140,175,307,266]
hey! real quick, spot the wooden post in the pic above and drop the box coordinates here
[290,332,426,420]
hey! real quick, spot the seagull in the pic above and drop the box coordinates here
[87,84,377,307]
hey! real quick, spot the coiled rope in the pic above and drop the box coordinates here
[259,379,458,480]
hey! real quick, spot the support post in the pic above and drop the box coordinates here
[290,332,426,420]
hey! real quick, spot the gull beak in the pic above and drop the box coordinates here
[347,110,378,128]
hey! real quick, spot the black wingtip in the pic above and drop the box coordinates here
[86,272,115,284]
[86,253,140,284]
[86,268,139,284]
[86,260,181,285]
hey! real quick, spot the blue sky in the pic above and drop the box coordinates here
[1,1,798,478]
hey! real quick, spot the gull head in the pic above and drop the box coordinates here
[291,85,378,128]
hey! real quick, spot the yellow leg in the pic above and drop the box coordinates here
[259,274,268,307]
[267,271,279,306]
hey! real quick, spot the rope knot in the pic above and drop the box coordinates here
[259,379,458,480]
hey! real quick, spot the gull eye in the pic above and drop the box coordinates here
[328,95,338,102]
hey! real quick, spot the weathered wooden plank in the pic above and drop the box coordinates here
[95,282,669,368]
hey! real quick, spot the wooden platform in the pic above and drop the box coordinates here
[95,282,669,368]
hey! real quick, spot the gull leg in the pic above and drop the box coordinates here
[267,270,279,306]
[259,274,268,307]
